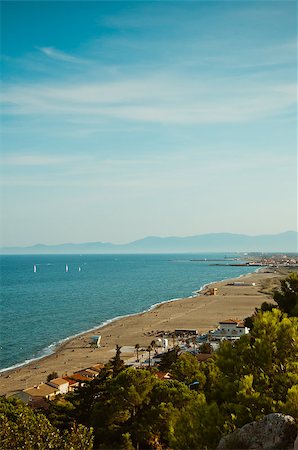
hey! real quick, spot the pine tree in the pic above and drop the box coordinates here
[111,345,124,377]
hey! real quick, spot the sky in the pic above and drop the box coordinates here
[1,0,297,247]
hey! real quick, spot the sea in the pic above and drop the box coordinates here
[0,253,255,372]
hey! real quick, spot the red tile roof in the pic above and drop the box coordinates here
[62,376,79,385]
[68,373,90,382]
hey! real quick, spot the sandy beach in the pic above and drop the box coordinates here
[0,267,291,397]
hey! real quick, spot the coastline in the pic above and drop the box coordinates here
[0,265,255,375]
[0,267,290,396]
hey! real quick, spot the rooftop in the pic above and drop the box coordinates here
[76,369,98,378]
[89,363,104,372]
[68,373,90,382]
[48,377,69,386]
[24,384,59,397]
[62,376,79,385]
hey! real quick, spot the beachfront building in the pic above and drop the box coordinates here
[62,376,80,392]
[213,319,249,339]
[75,369,99,379]
[89,363,104,372]
[13,383,59,404]
[197,319,250,344]
[67,372,90,386]
[47,377,70,394]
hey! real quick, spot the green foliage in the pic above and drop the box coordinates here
[120,432,135,450]
[91,368,157,446]
[46,397,76,430]
[63,367,111,425]
[260,301,277,312]
[136,379,195,447]
[9,273,296,450]
[147,345,153,367]
[0,397,93,450]
[87,366,219,449]
[273,272,298,316]
[63,423,94,450]
[207,309,298,427]
[135,344,140,362]
[170,352,206,387]
[170,394,221,450]
[111,345,125,377]
[158,347,180,372]
[47,371,59,382]
[199,342,213,354]
[283,384,298,420]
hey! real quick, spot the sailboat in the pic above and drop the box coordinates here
[65,264,69,273]
[78,266,81,272]
[33,264,37,273]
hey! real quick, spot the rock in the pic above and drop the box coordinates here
[217,413,297,450]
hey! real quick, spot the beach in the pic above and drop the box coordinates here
[0,267,290,397]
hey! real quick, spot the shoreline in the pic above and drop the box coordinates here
[0,266,292,396]
[0,267,256,375]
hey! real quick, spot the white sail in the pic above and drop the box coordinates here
[78,266,81,272]
[33,264,37,273]
[65,264,69,272]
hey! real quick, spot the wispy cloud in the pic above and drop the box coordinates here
[1,75,295,124]
[38,47,88,64]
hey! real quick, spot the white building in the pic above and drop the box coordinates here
[213,319,249,339]
[47,377,70,394]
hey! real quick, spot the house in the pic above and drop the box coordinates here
[62,376,80,392]
[89,363,104,372]
[13,383,59,404]
[47,377,69,394]
[213,319,249,339]
[68,373,90,386]
[76,369,98,379]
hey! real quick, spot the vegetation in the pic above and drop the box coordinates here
[244,272,298,330]
[2,272,297,449]
[110,345,125,377]
[47,371,59,382]
[135,344,140,362]
[273,272,298,316]
[199,342,213,354]
[0,397,93,450]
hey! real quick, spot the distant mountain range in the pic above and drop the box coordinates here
[1,231,297,254]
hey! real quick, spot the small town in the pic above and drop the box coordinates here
[7,317,262,407]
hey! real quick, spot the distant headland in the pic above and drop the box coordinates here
[1,231,297,254]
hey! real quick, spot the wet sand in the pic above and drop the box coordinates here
[0,268,289,397]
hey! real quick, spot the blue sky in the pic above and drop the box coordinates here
[1,1,297,246]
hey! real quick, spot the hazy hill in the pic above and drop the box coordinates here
[1,231,297,254]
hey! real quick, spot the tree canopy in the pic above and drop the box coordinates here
[5,272,298,449]
[0,397,93,450]
[273,272,298,316]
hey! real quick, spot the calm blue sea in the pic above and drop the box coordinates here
[0,254,254,371]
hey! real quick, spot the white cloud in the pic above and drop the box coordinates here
[1,74,296,124]
[38,47,88,64]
